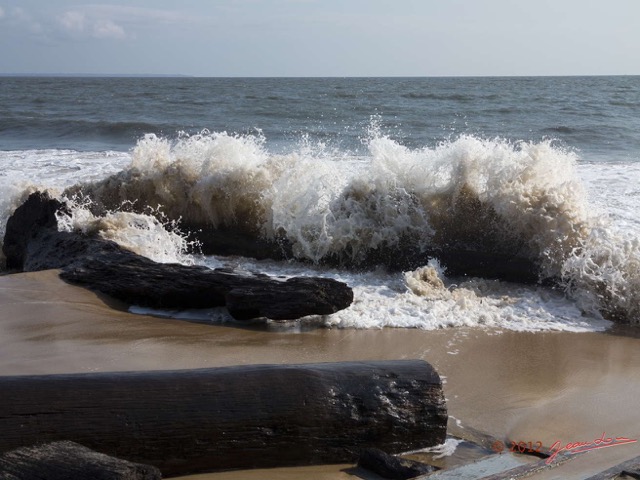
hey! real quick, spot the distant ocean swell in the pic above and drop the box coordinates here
[0,118,174,146]
[34,130,636,325]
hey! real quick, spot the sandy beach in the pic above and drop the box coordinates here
[1,270,639,479]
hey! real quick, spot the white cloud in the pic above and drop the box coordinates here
[80,4,205,27]
[56,8,128,40]
[10,7,43,34]
[92,19,126,40]
[52,4,207,41]
[4,4,214,45]
[58,11,86,33]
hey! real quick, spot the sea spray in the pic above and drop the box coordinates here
[562,226,640,324]
[0,149,130,268]
[397,262,598,331]
[405,260,446,297]
[66,132,590,273]
[55,194,197,265]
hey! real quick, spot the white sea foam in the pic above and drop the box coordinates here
[191,256,610,332]
[55,197,196,265]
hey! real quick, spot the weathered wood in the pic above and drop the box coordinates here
[0,441,161,480]
[584,455,640,480]
[0,361,447,476]
[2,192,353,320]
[60,256,353,320]
[357,448,438,479]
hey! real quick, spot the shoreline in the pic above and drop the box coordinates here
[1,270,639,478]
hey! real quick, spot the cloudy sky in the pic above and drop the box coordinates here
[1,0,639,77]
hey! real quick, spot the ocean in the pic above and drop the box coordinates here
[2,75,640,332]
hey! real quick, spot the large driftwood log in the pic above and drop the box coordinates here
[0,361,447,476]
[0,441,161,480]
[60,257,353,321]
[1,192,353,320]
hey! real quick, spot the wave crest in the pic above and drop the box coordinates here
[66,132,589,273]
[57,130,640,323]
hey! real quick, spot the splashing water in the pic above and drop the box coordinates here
[67,132,590,272]
[55,194,197,265]
[2,129,639,326]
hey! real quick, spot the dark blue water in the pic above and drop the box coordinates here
[1,76,639,161]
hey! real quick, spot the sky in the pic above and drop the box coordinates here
[1,0,639,77]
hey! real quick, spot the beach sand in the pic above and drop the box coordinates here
[1,270,639,479]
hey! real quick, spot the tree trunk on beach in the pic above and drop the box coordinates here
[1,192,353,320]
[0,361,447,476]
[60,256,353,320]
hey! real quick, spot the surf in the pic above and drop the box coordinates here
[2,129,639,328]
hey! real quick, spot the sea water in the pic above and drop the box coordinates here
[2,76,639,331]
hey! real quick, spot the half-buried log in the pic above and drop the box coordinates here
[61,257,353,321]
[1,192,353,320]
[0,441,161,480]
[0,361,447,476]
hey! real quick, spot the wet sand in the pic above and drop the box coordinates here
[1,270,639,479]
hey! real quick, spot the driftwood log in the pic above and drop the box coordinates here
[0,361,447,476]
[1,192,353,320]
[0,441,161,480]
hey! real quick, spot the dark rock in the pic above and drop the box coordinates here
[0,361,447,476]
[2,191,68,271]
[358,448,438,479]
[0,441,161,480]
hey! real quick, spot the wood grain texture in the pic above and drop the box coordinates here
[0,361,447,476]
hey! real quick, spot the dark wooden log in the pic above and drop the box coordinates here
[0,441,161,480]
[0,361,447,476]
[357,448,438,479]
[1,192,353,320]
[60,256,353,320]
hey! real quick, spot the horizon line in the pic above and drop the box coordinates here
[1,73,639,79]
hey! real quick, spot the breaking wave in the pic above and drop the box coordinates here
[65,131,590,276]
[4,130,640,325]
